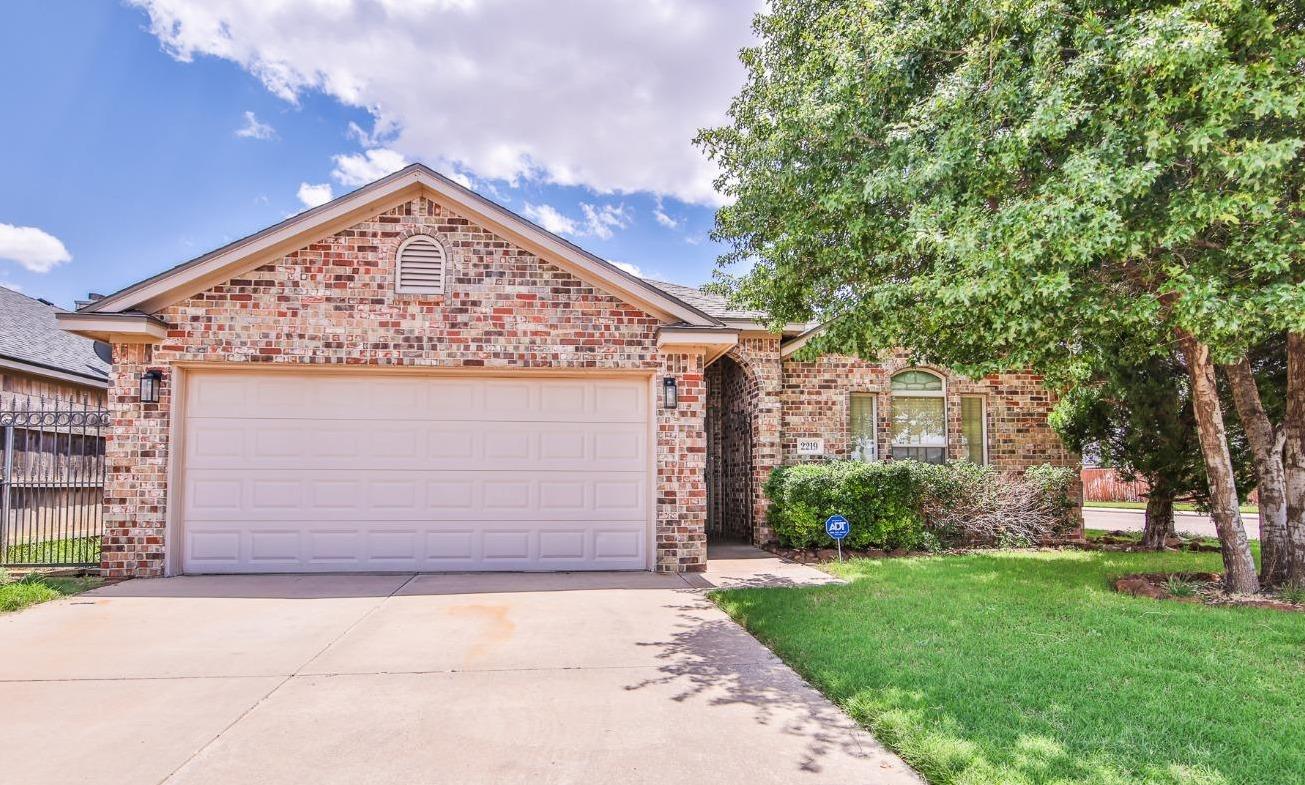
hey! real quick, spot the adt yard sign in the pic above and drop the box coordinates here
[825,514,850,562]
[825,514,850,540]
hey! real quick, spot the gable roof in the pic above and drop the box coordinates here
[77,164,718,327]
[640,279,768,321]
[0,286,109,387]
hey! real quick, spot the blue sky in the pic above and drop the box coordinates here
[0,1,758,309]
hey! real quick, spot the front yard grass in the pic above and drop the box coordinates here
[0,572,102,613]
[713,549,1303,785]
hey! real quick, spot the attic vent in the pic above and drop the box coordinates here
[396,235,446,294]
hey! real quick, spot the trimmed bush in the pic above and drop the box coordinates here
[765,460,1075,550]
[764,461,934,550]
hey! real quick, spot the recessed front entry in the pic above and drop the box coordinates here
[179,371,651,573]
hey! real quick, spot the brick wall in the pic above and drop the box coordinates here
[102,343,169,577]
[104,197,706,577]
[780,352,1074,473]
[656,353,707,572]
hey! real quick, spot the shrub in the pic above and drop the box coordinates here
[765,460,1075,550]
[1164,575,1199,597]
[921,463,1078,543]
[764,461,934,550]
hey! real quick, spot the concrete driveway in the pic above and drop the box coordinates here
[0,546,918,785]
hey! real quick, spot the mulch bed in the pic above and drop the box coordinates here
[764,543,933,563]
[762,530,1217,564]
[1078,531,1222,552]
[1112,572,1302,612]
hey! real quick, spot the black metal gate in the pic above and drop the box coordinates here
[0,397,107,568]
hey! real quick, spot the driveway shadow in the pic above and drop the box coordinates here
[626,593,920,781]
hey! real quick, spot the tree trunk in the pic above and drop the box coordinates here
[1223,358,1289,585]
[1142,489,1175,549]
[1176,330,1260,594]
[1284,332,1305,586]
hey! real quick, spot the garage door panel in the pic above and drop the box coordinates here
[186,375,648,422]
[182,521,646,572]
[182,373,651,573]
[186,419,647,472]
[185,469,647,522]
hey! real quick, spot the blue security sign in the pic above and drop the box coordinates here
[825,514,850,540]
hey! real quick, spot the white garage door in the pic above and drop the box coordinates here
[181,372,651,573]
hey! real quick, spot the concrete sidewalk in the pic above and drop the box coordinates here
[0,547,917,785]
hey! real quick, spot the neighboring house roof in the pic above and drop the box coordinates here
[72,163,718,328]
[0,286,110,387]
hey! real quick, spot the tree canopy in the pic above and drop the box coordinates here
[698,0,1304,381]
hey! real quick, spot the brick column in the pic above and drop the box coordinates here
[730,337,784,545]
[101,344,170,578]
[655,351,707,572]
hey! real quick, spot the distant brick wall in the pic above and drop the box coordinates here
[104,197,707,577]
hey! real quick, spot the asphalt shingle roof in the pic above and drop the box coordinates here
[0,286,109,384]
[640,279,768,321]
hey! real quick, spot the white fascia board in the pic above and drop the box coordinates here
[55,312,168,344]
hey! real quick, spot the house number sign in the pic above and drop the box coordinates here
[796,438,824,455]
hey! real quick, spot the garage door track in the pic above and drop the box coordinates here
[0,549,919,785]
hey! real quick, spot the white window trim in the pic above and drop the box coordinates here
[395,234,448,295]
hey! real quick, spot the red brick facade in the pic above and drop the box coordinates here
[778,352,1071,471]
[703,349,1078,548]
[102,197,707,577]
[99,196,1075,578]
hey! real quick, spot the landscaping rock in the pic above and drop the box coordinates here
[1114,576,1168,599]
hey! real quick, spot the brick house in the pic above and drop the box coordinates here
[58,164,1076,579]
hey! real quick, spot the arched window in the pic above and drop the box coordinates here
[395,235,446,294]
[890,369,946,463]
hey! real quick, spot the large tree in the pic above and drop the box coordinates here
[698,0,1304,592]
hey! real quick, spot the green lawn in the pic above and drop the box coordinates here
[0,573,102,613]
[3,535,100,565]
[713,550,1303,785]
[1085,500,1258,514]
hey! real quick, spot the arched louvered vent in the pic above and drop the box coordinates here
[396,235,446,294]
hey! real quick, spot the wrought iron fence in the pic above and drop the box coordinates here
[1,395,107,568]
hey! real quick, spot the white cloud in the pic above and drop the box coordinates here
[579,203,630,240]
[297,182,334,208]
[522,202,630,240]
[0,224,72,273]
[521,203,578,236]
[611,260,643,277]
[128,0,760,205]
[653,198,679,229]
[235,110,277,139]
[331,148,408,187]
